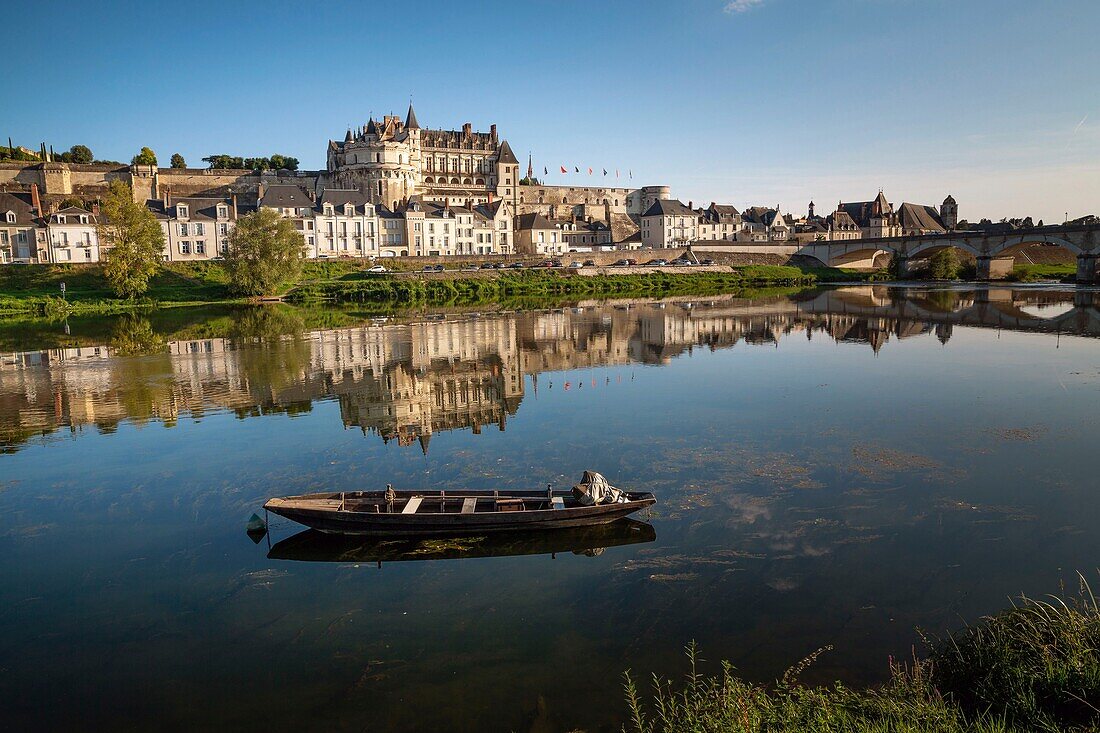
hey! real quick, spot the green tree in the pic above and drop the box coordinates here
[929,248,961,280]
[224,208,306,296]
[69,145,93,164]
[170,153,186,168]
[97,180,165,298]
[131,147,158,166]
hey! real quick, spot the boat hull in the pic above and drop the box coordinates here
[264,490,655,536]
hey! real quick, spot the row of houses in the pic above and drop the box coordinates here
[638,192,959,248]
[0,182,640,264]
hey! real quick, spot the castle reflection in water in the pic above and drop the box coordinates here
[2,286,1096,452]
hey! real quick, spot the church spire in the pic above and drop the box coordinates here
[527,153,533,180]
[405,102,420,130]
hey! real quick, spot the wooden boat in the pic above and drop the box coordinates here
[263,488,656,536]
[267,518,656,563]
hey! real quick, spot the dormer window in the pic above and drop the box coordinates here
[5,212,14,223]
[57,215,66,224]
[324,204,334,216]
[217,206,228,218]
[80,215,89,224]
[344,204,354,216]
[177,205,188,219]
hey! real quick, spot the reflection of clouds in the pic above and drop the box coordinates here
[722,493,772,525]
[767,577,800,592]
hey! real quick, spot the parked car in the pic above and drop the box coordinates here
[670,258,693,266]
[463,265,480,271]
[583,259,596,267]
[612,259,631,267]
[699,258,716,266]
[508,262,526,269]
[367,264,388,273]
[480,263,497,270]
[567,261,583,269]
[645,258,669,266]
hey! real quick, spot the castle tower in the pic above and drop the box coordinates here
[940,195,958,230]
[496,139,519,206]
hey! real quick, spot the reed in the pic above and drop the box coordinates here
[625,575,1099,732]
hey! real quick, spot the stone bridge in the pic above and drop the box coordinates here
[794,223,1100,281]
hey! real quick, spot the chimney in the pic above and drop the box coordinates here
[487,191,493,204]
[30,183,42,216]
[711,201,715,209]
[688,200,693,210]
[231,192,238,218]
[490,124,497,140]
[463,122,472,138]
[162,186,169,208]
[257,182,266,202]
[91,203,100,217]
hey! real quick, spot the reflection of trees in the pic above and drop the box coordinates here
[107,342,174,428]
[228,307,312,408]
[109,314,167,357]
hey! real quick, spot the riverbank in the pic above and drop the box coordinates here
[0,261,871,316]
[627,577,1099,732]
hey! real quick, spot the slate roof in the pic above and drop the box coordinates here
[260,185,313,209]
[641,199,697,217]
[515,212,556,230]
[405,103,420,130]
[497,140,519,165]
[897,202,946,232]
[317,188,372,214]
[0,191,38,225]
[147,197,235,221]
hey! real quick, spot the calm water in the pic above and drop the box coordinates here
[2,285,1099,732]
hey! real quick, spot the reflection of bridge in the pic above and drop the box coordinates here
[701,223,1100,280]
[791,286,1100,337]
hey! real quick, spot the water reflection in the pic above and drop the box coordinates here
[2,285,1098,453]
[268,519,656,564]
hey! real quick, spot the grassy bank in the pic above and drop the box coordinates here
[626,576,1100,732]
[0,262,874,316]
[1009,264,1077,282]
[287,266,836,306]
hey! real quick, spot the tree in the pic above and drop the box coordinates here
[170,153,186,169]
[97,180,165,298]
[928,248,961,280]
[131,147,158,166]
[224,208,306,296]
[268,154,299,171]
[69,145,93,164]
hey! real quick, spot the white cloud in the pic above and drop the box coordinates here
[724,0,766,13]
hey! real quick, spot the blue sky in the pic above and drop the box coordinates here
[4,0,1098,221]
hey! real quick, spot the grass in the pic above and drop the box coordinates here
[286,267,833,306]
[0,262,877,316]
[625,574,1100,732]
[1008,264,1077,282]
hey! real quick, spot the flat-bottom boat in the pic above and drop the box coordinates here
[263,487,655,536]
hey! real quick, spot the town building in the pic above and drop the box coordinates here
[45,205,100,264]
[738,206,793,242]
[148,194,240,261]
[0,191,39,263]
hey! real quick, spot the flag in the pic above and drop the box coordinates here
[587,167,592,175]
[574,166,579,173]
[616,169,619,178]
[629,170,633,179]
[602,169,607,176]
[560,165,567,173]
[544,166,548,175]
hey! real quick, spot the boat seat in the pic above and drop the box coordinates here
[402,497,423,514]
[461,498,477,514]
[552,497,565,510]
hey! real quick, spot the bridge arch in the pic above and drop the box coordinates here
[987,234,1083,258]
[906,239,983,260]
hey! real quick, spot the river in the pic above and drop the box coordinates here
[1,284,1098,732]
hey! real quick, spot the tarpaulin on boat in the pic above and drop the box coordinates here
[572,471,627,506]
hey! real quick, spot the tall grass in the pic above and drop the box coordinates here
[625,575,1100,732]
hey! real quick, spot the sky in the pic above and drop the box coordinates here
[4,0,1099,222]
